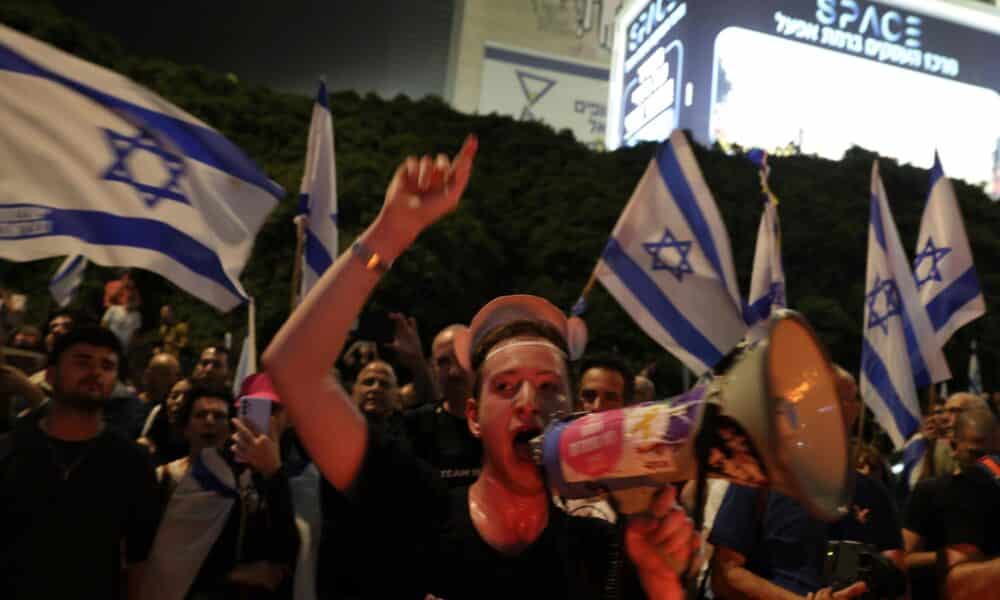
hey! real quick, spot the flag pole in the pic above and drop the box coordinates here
[290,214,306,311]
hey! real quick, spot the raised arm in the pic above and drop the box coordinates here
[261,136,477,491]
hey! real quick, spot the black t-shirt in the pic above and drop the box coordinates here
[402,403,482,487]
[323,425,639,600]
[0,412,162,600]
[902,476,953,600]
[942,460,1000,558]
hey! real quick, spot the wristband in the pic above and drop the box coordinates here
[352,241,392,274]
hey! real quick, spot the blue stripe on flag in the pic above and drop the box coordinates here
[0,41,284,199]
[50,254,84,285]
[929,153,944,189]
[190,453,239,499]
[602,238,723,368]
[655,142,731,296]
[298,192,310,215]
[4,204,243,300]
[870,193,887,250]
[900,305,933,389]
[746,295,773,325]
[304,228,333,277]
[926,266,982,332]
[861,338,920,439]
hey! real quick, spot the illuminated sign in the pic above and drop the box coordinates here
[607,0,1000,195]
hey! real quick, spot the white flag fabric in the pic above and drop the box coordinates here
[969,339,983,394]
[232,297,257,398]
[0,25,282,311]
[914,153,985,345]
[595,130,746,375]
[298,81,338,297]
[861,162,951,448]
[745,150,786,341]
[48,254,87,308]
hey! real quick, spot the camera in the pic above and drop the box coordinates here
[823,540,906,599]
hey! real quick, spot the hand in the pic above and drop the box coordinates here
[387,312,424,367]
[230,417,282,478]
[921,416,938,440]
[136,436,157,455]
[625,486,700,599]
[227,560,289,591]
[806,582,868,599]
[374,135,478,249]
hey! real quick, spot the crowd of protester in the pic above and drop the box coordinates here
[2,139,1000,599]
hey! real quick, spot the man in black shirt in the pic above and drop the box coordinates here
[939,407,1000,599]
[404,324,482,487]
[264,136,698,599]
[0,325,162,600]
[903,407,997,600]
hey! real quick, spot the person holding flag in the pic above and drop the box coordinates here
[0,24,282,311]
[861,161,951,450]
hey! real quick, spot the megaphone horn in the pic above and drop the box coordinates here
[532,310,851,521]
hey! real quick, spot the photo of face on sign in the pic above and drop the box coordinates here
[703,419,767,486]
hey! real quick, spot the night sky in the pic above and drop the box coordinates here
[51,0,455,100]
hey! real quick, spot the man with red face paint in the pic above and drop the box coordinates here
[263,135,698,599]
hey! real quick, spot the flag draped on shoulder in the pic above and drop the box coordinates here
[49,254,87,308]
[861,162,951,448]
[914,153,985,345]
[298,81,338,297]
[0,25,283,311]
[745,149,786,341]
[595,130,746,375]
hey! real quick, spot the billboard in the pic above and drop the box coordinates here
[480,43,610,149]
[606,0,1000,194]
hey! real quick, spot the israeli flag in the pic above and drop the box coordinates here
[914,153,985,346]
[232,297,257,398]
[899,434,930,491]
[595,130,746,375]
[969,339,983,394]
[48,254,87,308]
[0,25,282,311]
[745,150,786,341]
[861,162,951,448]
[298,81,338,297]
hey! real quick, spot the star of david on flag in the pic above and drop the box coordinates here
[914,152,985,345]
[642,227,694,281]
[860,162,950,448]
[745,148,787,342]
[298,81,339,299]
[594,130,746,375]
[865,274,902,335]
[0,24,283,311]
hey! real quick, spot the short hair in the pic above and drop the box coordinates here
[176,383,234,429]
[49,325,122,367]
[200,343,231,358]
[955,407,997,443]
[577,353,635,405]
[470,320,569,397]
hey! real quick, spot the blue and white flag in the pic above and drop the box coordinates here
[0,25,282,311]
[48,254,87,308]
[232,297,257,398]
[968,339,983,394]
[898,433,930,492]
[914,153,985,345]
[745,150,786,341]
[861,162,951,448]
[298,81,338,298]
[595,130,746,375]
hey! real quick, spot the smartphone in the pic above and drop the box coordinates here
[239,395,272,434]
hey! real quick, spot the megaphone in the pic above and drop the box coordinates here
[532,310,851,521]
